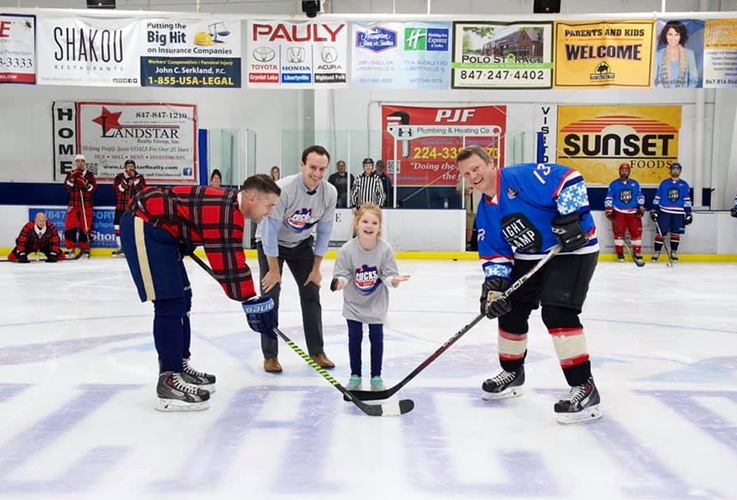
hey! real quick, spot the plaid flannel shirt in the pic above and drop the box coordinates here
[64,169,97,209]
[128,185,256,302]
[113,171,146,213]
[15,221,62,253]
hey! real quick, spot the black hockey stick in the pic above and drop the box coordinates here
[187,253,414,417]
[349,244,563,402]
[622,238,644,268]
[653,218,673,267]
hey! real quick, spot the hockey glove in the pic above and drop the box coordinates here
[685,213,693,225]
[551,212,588,252]
[731,207,737,218]
[480,277,512,319]
[242,296,277,339]
[16,251,29,263]
[650,209,659,222]
[605,209,613,220]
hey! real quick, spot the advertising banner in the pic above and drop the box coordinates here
[29,207,116,249]
[703,19,737,88]
[52,101,198,183]
[247,20,348,88]
[554,20,655,88]
[653,19,704,88]
[140,17,241,88]
[381,105,506,187]
[351,21,450,89]
[556,105,681,185]
[0,13,36,84]
[451,21,553,89]
[37,15,141,86]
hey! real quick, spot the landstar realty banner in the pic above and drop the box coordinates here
[556,105,681,185]
[554,20,655,88]
[381,104,506,187]
[351,21,451,89]
[451,21,553,89]
[140,17,241,88]
[52,101,198,184]
[0,13,36,84]
[37,16,141,86]
[247,20,348,88]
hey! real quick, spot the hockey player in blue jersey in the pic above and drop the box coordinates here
[650,162,692,263]
[605,162,645,265]
[456,145,601,424]
[732,192,737,218]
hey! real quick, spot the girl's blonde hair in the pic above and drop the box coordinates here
[354,203,383,238]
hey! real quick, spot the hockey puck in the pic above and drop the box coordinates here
[330,278,339,291]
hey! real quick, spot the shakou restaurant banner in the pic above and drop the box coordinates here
[556,105,681,186]
[554,20,655,88]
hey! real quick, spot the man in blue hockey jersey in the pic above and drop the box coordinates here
[456,145,601,424]
[650,162,692,263]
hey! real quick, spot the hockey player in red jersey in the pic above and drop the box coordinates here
[112,159,146,256]
[7,212,65,263]
[63,154,97,257]
[604,163,645,266]
[120,174,281,411]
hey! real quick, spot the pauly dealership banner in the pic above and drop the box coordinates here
[554,20,655,88]
[381,104,506,187]
[37,16,141,86]
[351,21,451,89]
[140,17,241,88]
[52,101,198,184]
[556,105,681,185]
[451,21,553,89]
[247,20,348,88]
[0,13,36,84]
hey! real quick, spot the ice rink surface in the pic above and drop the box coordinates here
[0,255,736,500]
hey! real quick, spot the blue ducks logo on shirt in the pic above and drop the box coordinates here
[354,264,381,295]
[285,208,316,232]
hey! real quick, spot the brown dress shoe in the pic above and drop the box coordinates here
[311,353,335,369]
[264,357,283,373]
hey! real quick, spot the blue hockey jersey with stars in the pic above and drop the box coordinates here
[477,163,599,281]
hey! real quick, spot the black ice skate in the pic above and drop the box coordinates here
[481,367,525,401]
[156,371,210,412]
[633,253,645,267]
[670,251,679,263]
[181,358,216,393]
[554,377,602,424]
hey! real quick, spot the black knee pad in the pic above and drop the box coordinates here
[541,305,581,330]
[498,301,535,334]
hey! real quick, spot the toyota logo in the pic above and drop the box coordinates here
[252,46,276,62]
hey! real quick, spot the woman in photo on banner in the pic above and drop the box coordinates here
[654,20,702,89]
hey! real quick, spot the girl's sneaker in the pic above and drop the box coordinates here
[346,375,362,390]
[370,376,385,391]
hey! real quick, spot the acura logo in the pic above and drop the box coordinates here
[321,46,338,63]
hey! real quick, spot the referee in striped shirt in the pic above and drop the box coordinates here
[350,158,386,214]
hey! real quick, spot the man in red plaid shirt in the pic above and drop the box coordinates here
[63,154,97,257]
[7,212,65,263]
[120,174,281,411]
[112,159,146,256]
